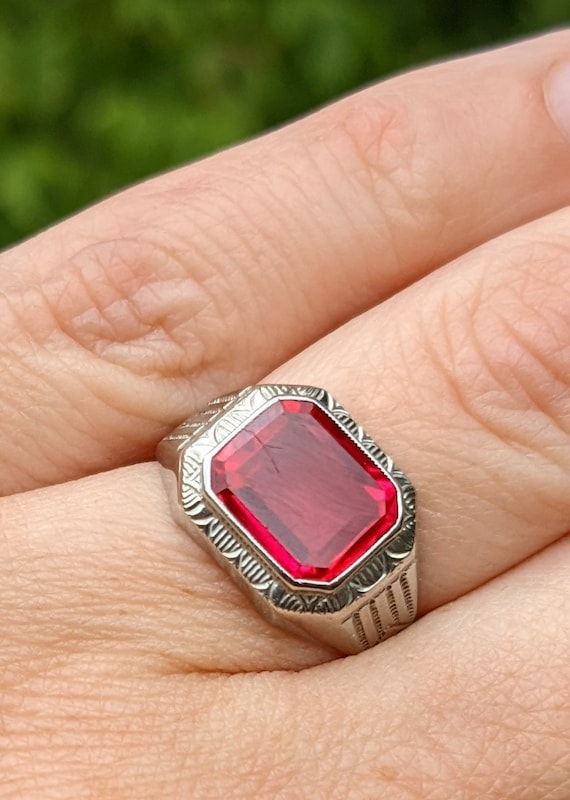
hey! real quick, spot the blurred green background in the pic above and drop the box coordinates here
[0,0,568,249]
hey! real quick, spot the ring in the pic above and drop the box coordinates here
[157,385,417,654]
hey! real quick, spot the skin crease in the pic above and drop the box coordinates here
[0,31,570,799]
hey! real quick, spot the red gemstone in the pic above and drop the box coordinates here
[210,399,398,583]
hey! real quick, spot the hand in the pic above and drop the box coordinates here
[1,31,570,799]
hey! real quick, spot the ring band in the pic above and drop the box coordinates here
[157,384,417,654]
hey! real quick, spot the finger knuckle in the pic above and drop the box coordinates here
[311,92,444,262]
[44,236,217,380]
[326,92,414,173]
[434,235,570,460]
[474,239,570,428]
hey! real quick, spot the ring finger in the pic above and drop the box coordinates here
[1,205,569,674]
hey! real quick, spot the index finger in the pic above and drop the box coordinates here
[1,31,570,492]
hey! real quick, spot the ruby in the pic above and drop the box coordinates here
[210,399,398,583]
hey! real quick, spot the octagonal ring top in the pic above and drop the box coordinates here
[157,385,417,652]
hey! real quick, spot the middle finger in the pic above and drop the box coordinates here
[1,34,570,493]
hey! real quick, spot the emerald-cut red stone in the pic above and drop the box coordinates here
[210,398,398,583]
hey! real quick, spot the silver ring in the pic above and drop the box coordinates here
[157,384,417,654]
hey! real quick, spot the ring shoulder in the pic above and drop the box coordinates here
[156,389,247,472]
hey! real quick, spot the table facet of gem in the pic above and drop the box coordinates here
[209,398,399,584]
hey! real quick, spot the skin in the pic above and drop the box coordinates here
[0,31,569,799]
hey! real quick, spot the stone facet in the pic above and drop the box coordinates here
[210,398,398,583]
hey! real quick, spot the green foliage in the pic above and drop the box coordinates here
[0,0,567,248]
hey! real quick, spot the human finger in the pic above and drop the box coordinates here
[182,537,570,799]
[2,33,570,492]
[1,505,569,797]
[265,206,570,615]
[0,463,335,676]
[1,206,570,675]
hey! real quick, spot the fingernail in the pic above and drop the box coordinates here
[545,61,570,142]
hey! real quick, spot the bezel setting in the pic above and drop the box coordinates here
[174,385,416,617]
